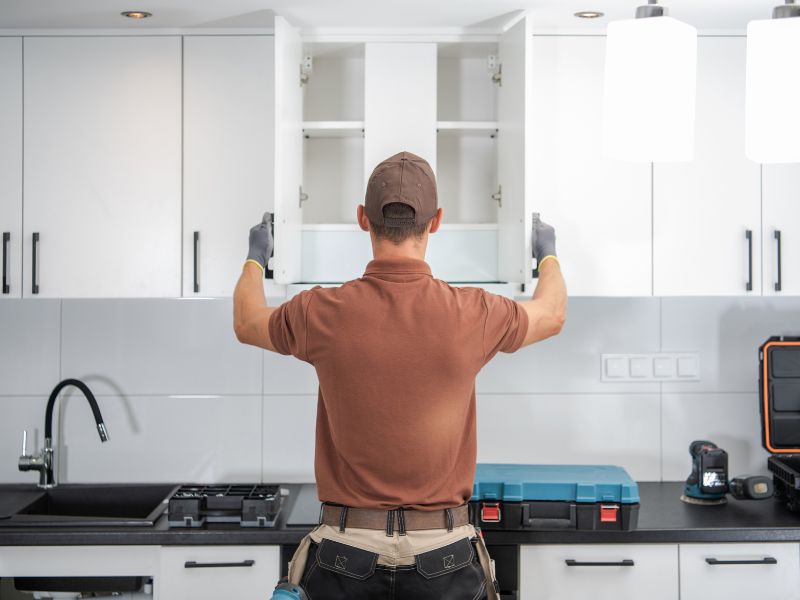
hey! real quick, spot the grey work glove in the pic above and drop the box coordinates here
[532,213,557,263]
[246,212,273,270]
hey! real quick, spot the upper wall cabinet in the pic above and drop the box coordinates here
[0,38,22,300]
[763,164,800,296]
[183,35,274,297]
[530,36,652,296]
[653,37,761,296]
[23,37,182,298]
[272,16,533,286]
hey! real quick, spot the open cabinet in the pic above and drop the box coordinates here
[272,15,532,291]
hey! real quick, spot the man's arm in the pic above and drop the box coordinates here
[233,213,278,352]
[517,216,567,347]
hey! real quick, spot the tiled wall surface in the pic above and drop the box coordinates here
[2,296,799,485]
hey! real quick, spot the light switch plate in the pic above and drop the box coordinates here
[602,353,700,382]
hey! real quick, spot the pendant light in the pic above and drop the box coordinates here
[745,1,800,164]
[602,1,698,162]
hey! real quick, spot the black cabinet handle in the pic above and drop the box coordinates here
[32,232,39,295]
[565,559,634,567]
[2,232,9,294]
[705,557,777,566]
[775,230,782,292]
[745,229,753,292]
[265,213,274,280]
[184,560,255,569]
[193,231,200,293]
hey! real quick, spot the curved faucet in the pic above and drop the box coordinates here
[19,378,109,488]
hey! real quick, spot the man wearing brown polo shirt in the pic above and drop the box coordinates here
[234,151,566,600]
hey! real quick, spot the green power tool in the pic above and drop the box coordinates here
[680,440,773,506]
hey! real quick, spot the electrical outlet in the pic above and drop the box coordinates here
[602,353,700,382]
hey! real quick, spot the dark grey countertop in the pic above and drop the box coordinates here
[1,482,800,546]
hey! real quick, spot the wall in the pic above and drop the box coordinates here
[1,295,799,485]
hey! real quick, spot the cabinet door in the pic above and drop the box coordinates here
[364,43,437,178]
[158,546,280,600]
[23,37,181,298]
[497,16,531,285]
[273,16,304,284]
[0,545,159,577]
[763,164,800,296]
[183,35,274,297]
[654,37,760,296]
[520,544,679,600]
[530,36,652,296]
[0,37,22,299]
[679,543,800,600]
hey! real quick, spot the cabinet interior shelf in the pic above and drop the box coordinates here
[436,121,499,136]
[302,121,364,138]
[300,223,499,232]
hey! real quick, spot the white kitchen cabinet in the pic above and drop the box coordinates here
[530,36,652,296]
[183,35,274,297]
[763,164,800,296]
[0,545,159,578]
[273,16,532,286]
[158,545,280,600]
[520,544,679,600]
[679,543,800,600]
[23,36,182,298]
[0,37,22,299]
[654,37,761,296]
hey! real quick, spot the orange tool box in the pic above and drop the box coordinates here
[760,336,800,510]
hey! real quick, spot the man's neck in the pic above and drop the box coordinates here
[371,239,427,262]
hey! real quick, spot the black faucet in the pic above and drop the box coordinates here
[19,378,109,488]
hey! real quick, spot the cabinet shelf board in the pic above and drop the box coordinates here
[436,121,498,135]
[300,223,499,231]
[302,121,365,138]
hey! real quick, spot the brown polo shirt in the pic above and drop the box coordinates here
[268,257,528,510]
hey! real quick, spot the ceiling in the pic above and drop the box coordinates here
[0,0,785,31]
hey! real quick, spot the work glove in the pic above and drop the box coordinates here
[246,212,273,272]
[532,213,558,268]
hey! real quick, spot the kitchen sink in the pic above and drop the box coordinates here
[0,484,179,527]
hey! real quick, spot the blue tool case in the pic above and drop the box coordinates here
[469,464,640,531]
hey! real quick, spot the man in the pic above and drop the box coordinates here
[234,151,566,600]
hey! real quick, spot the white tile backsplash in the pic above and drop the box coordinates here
[0,300,61,396]
[262,395,316,483]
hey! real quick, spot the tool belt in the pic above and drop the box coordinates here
[320,503,470,534]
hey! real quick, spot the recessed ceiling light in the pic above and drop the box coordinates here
[121,11,152,19]
[575,11,605,19]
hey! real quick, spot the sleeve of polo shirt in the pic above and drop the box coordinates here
[481,291,529,363]
[268,290,314,362]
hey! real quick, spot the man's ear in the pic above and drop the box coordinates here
[357,205,370,232]
[428,208,444,234]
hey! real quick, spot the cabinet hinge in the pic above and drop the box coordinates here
[299,186,309,208]
[491,185,502,208]
[300,54,313,86]
[488,55,502,86]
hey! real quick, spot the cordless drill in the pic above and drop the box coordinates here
[680,440,772,505]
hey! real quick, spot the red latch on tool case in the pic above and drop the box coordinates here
[600,504,619,523]
[481,502,501,523]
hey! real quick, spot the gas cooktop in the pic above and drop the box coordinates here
[167,484,286,528]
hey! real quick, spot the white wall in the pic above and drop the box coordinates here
[1,296,797,485]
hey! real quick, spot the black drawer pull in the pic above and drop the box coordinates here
[184,560,255,569]
[2,232,9,294]
[705,557,777,566]
[32,232,39,295]
[565,559,634,567]
[775,230,782,292]
[745,229,753,292]
[193,231,200,293]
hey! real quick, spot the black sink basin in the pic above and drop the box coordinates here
[0,484,178,527]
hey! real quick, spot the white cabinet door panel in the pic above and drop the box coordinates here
[159,546,280,600]
[520,544,678,600]
[763,164,800,296]
[531,36,652,296]
[183,35,274,297]
[364,43,437,177]
[23,36,181,298]
[654,37,760,296]
[679,543,800,600]
[0,37,22,299]
[0,546,158,577]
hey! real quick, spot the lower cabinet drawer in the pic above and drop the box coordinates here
[158,546,280,600]
[520,544,679,600]
[679,543,800,600]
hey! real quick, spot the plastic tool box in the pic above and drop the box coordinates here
[760,337,800,511]
[469,464,640,531]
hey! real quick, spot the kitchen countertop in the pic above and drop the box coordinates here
[1,482,799,546]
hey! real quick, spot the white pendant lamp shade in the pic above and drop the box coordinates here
[746,17,800,163]
[603,16,698,162]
